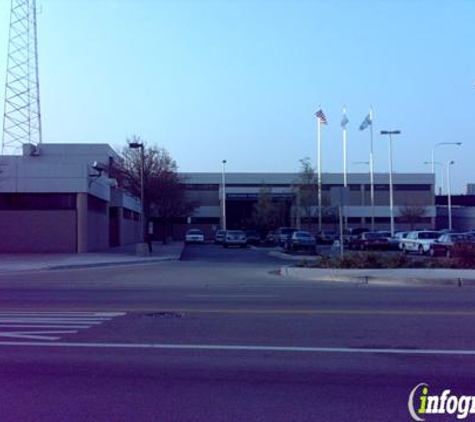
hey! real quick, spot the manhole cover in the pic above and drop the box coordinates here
[145,312,184,319]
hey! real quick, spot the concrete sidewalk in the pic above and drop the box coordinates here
[0,242,184,273]
[283,266,475,287]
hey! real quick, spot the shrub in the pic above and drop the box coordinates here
[452,244,475,269]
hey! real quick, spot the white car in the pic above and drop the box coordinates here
[401,231,440,255]
[185,229,205,244]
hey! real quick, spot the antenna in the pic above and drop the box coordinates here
[2,0,43,155]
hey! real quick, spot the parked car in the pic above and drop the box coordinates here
[344,227,370,245]
[275,227,296,247]
[349,231,390,251]
[214,230,227,244]
[223,230,247,248]
[185,229,205,244]
[287,231,316,251]
[391,231,409,250]
[315,230,338,244]
[265,231,277,244]
[401,231,440,255]
[429,233,475,257]
[245,230,261,246]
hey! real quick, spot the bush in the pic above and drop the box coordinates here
[452,244,475,268]
[295,250,475,269]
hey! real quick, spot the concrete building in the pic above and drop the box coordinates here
[159,172,436,240]
[436,195,475,231]
[0,143,142,253]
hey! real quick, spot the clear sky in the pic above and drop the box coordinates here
[1,0,474,193]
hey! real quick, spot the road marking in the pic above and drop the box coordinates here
[0,341,474,356]
[0,312,126,341]
[127,308,475,316]
[0,325,91,329]
[0,331,78,341]
[187,294,279,299]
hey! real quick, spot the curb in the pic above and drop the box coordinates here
[46,256,181,271]
[269,251,319,261]
[281,266,475,287]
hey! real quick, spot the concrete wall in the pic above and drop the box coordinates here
[0,210,76,253]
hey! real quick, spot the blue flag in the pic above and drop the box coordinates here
[359,114,372,131]
[341,113,349,129]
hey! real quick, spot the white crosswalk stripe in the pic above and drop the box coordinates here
[0,311,125,341]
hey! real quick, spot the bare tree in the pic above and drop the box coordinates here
[398,204,427,230]
[112,136,196,243]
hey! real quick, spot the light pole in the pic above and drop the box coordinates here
[423,161,444,194]
[431,142,461,191]
[381,130,401,237]
[221,159,227,231]
[129,140,146,247]
[447,160,454,230]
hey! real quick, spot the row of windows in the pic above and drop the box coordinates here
[0,194,76,210]
[183,184,432,192]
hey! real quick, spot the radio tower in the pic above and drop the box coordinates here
[2,0,42,155]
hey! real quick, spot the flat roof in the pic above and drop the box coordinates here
[180,172,434,185]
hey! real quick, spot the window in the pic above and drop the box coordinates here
[0,193,76,210]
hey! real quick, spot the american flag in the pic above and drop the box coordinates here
[315,109,327,125]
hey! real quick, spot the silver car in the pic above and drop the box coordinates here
[223,230,247,248]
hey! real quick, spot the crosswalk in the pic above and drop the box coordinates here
[0,311,125,341]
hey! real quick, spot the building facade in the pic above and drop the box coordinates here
[0,143,142,253]
[161,172,436,240]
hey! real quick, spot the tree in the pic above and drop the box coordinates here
[252,186,284,232]
[294,157,317,231]
[112,136,196,244]
[398,204,427,230]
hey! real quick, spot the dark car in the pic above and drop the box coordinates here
[344,227,370,245]
[350,231,390,251]
[315,230,338,244]
[287,231,316,252]
[429,233,475,257]
[245,230,261,246]
[276,227,296,247]
[265,231,277,244]
[214,230,227,244]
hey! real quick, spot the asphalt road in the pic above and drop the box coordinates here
[0,245,474,421]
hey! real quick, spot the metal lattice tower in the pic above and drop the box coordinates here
[2,0,42,155]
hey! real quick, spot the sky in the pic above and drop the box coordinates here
[0,0,474,193]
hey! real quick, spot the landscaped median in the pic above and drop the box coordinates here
[282,249,475,287]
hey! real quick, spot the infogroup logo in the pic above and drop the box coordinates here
[408,383,475,421]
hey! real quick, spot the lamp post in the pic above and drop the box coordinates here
[129,140,146,247]
[380,130,401,237]
[447,160,455,230]
[431,142,461,191]
[221,159,227,231]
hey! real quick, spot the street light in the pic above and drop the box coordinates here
[129,140,146,249]
[431,142,461,191]
[447,160,455,230]
[221,159,227,231]
[380,130,401,237]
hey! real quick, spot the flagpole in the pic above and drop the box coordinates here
[342,107,348,230]
[317,116,322,232]
[369,108,375,232]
